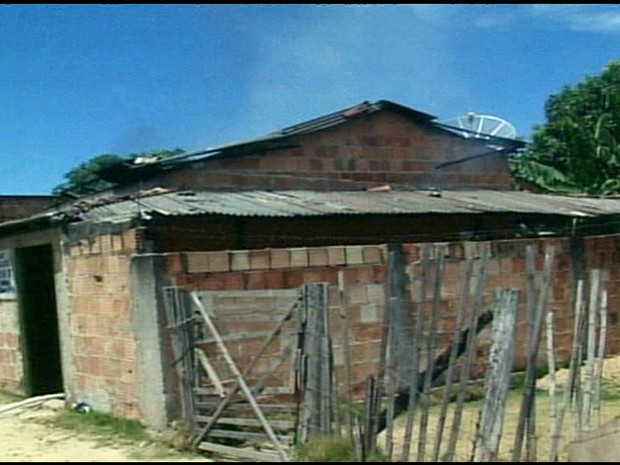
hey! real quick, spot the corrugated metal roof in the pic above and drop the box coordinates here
[69,190,620,225]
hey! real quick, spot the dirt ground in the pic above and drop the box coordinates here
[0,394,210,462]
[1,356,618,462]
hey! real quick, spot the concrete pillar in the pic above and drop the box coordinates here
[131,254,168,430]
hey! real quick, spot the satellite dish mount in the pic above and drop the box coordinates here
[441,112,517,141]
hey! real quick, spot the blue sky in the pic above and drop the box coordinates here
[1,4,619,194]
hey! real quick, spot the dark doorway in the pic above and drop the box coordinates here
[15,244,64,395]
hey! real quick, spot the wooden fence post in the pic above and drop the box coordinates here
[444,242,490,461]
[473,289,519,462]
[297,282,334,442]
[512,245,556,462]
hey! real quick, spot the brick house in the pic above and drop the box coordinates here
[0,100,618,432]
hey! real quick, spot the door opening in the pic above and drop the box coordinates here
[15,244,64,396]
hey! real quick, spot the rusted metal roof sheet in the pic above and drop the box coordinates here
[69,190,620,224]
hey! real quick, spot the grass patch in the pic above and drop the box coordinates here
[48,408,205,461]
[294,434,386,462]
[51,407,150,444]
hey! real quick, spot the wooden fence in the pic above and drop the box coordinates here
[162,241,611,462]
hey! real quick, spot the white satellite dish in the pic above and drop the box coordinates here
[441,112,517,140]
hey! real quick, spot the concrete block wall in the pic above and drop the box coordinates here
[63,229,138,418]
[0,299,23,392]
[170,235,620,396]
[164,111,511,191]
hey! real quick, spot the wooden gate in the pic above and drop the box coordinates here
[162,283,334,462]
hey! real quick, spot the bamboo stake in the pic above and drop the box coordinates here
[551,279,584,460]
[593,289,608,427]
[571,279,586,434]
[362,375,377,461]
[431,254,474,462]
[400,244,431,461]
[546,309,558,462]
[323,290,335,434]
[512,245,556,462]
[582,269,600,431]
[525,245,538,462]
[417,245,446,462]
[385,326,396,461]
[444,242,490,462]
[190,291,293,461]
[369,266,393,457]
[337,269,354,439]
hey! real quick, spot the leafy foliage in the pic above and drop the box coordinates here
[53,148,184,197]
[511,60,620,195]
[53,154,125,197]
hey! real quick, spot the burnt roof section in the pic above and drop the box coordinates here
[99,100,522,184]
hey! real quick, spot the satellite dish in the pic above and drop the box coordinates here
[441,112,517,140]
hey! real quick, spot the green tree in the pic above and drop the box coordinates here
[511,60,620,195]
[53,148,184,197]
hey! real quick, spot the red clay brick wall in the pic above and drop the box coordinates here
[0,196,55,223]
[164,111,511,191]
[0,299,23,392]
[169,235,619,394]
[63,230,139,418]
[584,234,620,336]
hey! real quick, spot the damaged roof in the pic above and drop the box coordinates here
[2,188,620,236]
[56,189,620,225]
[99,100,524,183]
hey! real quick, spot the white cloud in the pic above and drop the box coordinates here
[239,6,476,136]
[473,11,517,30]
[530,4,620,33]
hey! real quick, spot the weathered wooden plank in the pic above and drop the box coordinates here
[431,254,474,462]
[190,292,289,462]
[417,245,445,462]
[582,269,600,430]
[512,245,556,462]
[195,348,225,397]
[198,441,283,462]
[297,282,333,442]
[444,242,490,462]
[337,269,354,439]
[593,289,608,427]
[205,428,293,442]
[525,245,538,462]
[473,289,519,462]
[195,330,281,345]
[547,309,560,462]
[194,399,297,412]
[400,245,431,462]
[194,386,295,396]
[195,416,295,431]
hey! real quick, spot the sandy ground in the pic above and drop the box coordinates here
[2,356,618,462]
[0,396,210,462]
